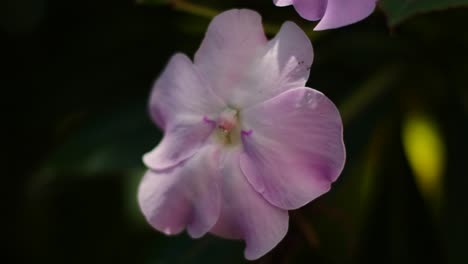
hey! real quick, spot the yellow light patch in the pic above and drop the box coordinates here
[402,112,445,211]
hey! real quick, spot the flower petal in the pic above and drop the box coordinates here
[150,53,224,129]
[143,118,215,170]
[240,88,345,210]
[273,0,293,7]
[194,9,267,101]
[314,0,376,30]
[228,21,313,108]
[194,10,312,109]
[292,0,327,21]
[138,146,221,238]
[210,149,289,260]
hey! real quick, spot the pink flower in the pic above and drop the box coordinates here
[274,0,377,30]
[138,9,345,260]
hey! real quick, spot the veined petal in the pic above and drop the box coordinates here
[240,88,345,210]
[143,118,215,170]
[138,146,221,238]
[273,0,293,7]
[194,9,312,109]
[194,9,267,101]
[210,149,289,260]
[229,21,313,108]
[150,53,224,130]
[293,0,327,21]
[314,0,377,30]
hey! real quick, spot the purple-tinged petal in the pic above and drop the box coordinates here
[150,53,224,130]
[194,10,312,109]
[210,149,289,260]
[143,118,215,170]
[240,88,345,210]
[273,0,293,7]
[138,146,221,238]
[194,9,268,101]
[228,21,313,108]
[314,0,377,30]
[292,0,327,21]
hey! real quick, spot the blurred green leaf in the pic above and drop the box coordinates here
[339,65,400,125]
[40,103,160,176]
[0,0,45,33]
[138,0,219,19]
[381,0,468,26]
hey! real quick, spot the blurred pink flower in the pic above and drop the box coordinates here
[138,9,345,260]
[274,0,377,30]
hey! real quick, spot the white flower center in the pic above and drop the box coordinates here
[215,108,241,146]
[204,108,253,146]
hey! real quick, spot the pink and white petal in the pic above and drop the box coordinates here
[273,0,293,7]
[240,88,345,210]
[194,9,268,101]
[143,118,216,170]
[293,0,328,21]
[150,53,224,130]
[314,0,376,30]
[210,149,289,260]
[138,146,221,238]
[228,21,313,108]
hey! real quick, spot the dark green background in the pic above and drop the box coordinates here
[3,0,468,263]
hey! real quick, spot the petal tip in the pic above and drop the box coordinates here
[211,8,262,27]
[187,227,204,239]
[273,0,293,7]
[141,152,152,168]
[277,21,313,62]
[312,0,377,31]
[243,213,289,261]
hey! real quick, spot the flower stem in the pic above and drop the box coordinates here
[339,65,401,126]
[171,0,218,19]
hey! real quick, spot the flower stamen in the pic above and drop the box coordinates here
[215,108,241,146]
[241,129,253,136]
[203,116,217,126]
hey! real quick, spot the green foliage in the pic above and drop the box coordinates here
[41,104,157,175]
[381,0,468,25]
